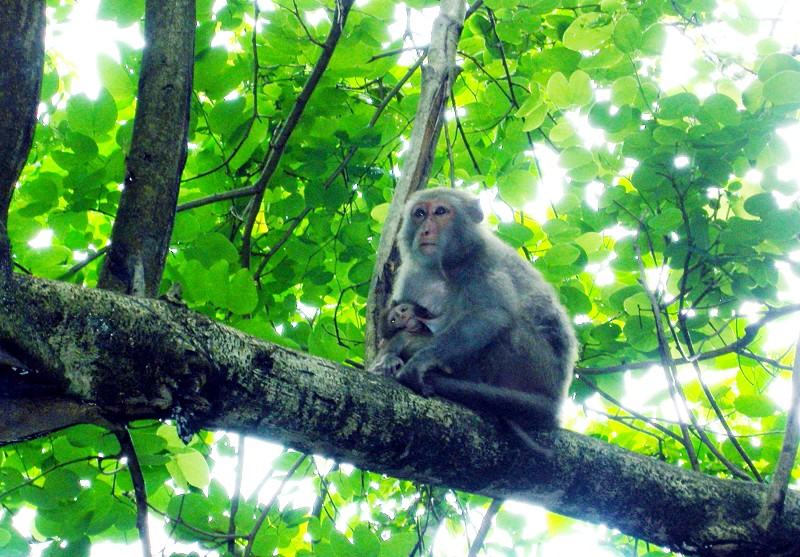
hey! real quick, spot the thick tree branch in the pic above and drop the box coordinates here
[0,274,798,557]
[97,0,195,296]
[0,0,45,275]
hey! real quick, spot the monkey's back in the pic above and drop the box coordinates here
[460,231,576,401]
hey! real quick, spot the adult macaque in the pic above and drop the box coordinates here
[369,301,433,377]
[390,187,577,430]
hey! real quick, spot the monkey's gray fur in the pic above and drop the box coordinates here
[391,187,577,428]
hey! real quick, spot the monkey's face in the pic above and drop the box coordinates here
[387,303,414,331]
[409,199,455,257]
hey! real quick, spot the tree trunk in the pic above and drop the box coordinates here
[0,0,45,275]
[97,0,195,296]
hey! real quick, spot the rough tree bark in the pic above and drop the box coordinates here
[0,0,45,276]
[0,274,798,557]
[96,0,195,296]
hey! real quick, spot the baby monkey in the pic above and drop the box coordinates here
[369,301,434,378]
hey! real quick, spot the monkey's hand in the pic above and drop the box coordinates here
[395,350,443,397]
[369,354,405,378]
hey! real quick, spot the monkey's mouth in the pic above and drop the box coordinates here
[419,242,437,252]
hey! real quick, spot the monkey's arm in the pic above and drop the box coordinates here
[395,308,510,394]
[369,331,432,377]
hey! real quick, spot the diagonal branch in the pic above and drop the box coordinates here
[757,331,800,531]
[115,427,153,557]
[239,0,356,269]
[364,0,467,363]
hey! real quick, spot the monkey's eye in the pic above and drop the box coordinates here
[390,317,396,324]
[434,205,448,215]
[413,207,426,219]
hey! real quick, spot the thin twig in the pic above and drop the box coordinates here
[115,427,153,557]
[579,304,800,375]
[467,499,502,557]
[243,454,307,557]
[240,0,356,268]
[227,435,246,555]
[633,234,700,471]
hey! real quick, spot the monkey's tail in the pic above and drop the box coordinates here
[429,375,560,429]
[504,419,553,459]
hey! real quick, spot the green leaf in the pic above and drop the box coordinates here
[230,118,269,171]
[497,170,536,209]
[658,92,700,120]
[496,222,535,248]
[66,89,118,138]
[351,524,380,557]
[527,0,561,15]
[98,0,144,25]
[514,88,542,118]
[380,532,419,557]
[589,101,634,133]
[734,395,779,418]
[541,244,581,266]
[563,13,613,51]
[610,75,639,106]
[648,208,683,234]
[208,97,247,140]
[569,70,593,107]
[623,316,659,352]
[65,424,106,448]
[0,528,11,547]
[229,268,259,315]
[652,125,684,145]
[761,210,800,242]
[549,121,575,143]
[699,93,741,126]
[547,72,571,109]
[543,218,581,243]
[763,70,800,105]
[757,52,800,81]
[560,285,592,314]
[207,259,231,309]
[520,103,549,131]
[43,469,81,502]
[187,233,240,267]
[623,292,651,316]
[175,450,211,489]
[640,24,667,55]
[97,54,135,101]
[559,146,593,169]
[308,317,349,361]
[65,132,99,162]
[743,192,778,218]
[613,14,641,53]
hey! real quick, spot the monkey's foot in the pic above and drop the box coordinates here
[369,355,404,378]
[396,361,436,397]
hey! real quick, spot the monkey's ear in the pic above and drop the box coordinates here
[465,198,484,223]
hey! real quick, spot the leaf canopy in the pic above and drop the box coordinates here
[3,0,800,555]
